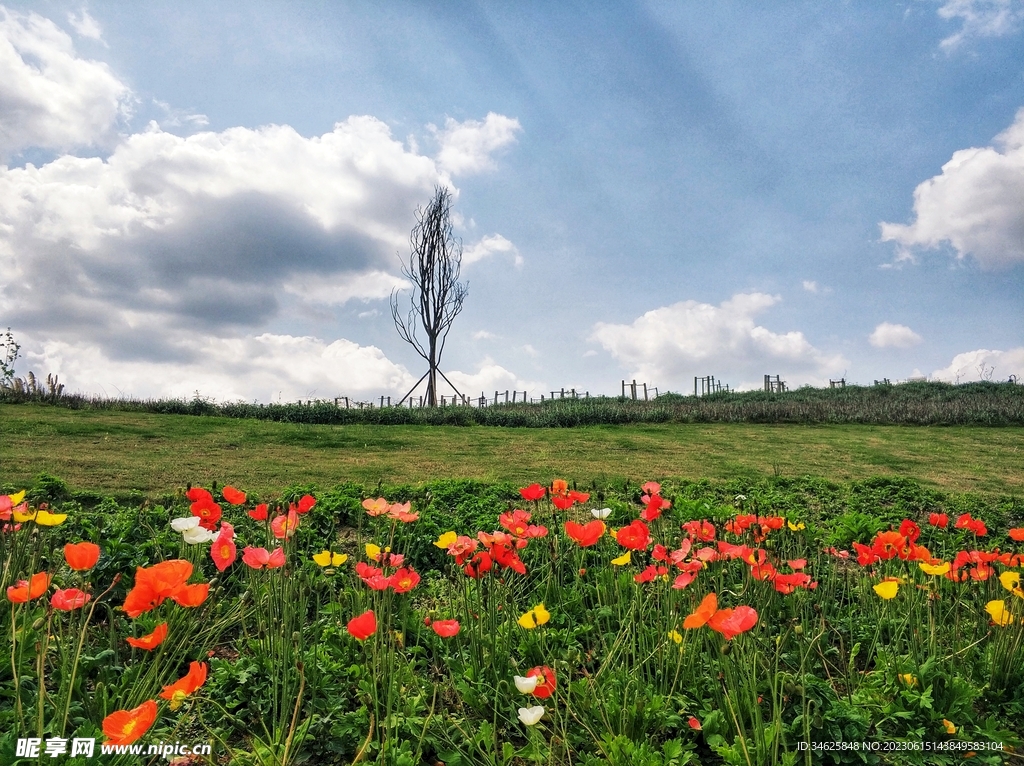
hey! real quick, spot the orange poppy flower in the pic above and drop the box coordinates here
[7,572,51,603]
[122,560,205,618]
[160,661,208,709]
[222,486,246,505]
[551,479,568,495]
[127,622,168,650]
[1009,527,1024,541]
[683,592,718,629]
[103,699,158,745]
[565,520,606,547]
[347,609,377,640]
[270,509,299,539]
[64,541,101,571]
[51,587,91,611]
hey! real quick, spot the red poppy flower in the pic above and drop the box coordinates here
[347,609,377,640]
[872,531,908,561]
[717,541,752,560]
[64,541,101,571]
[672,572,697,590]
[191,499,222,531]
[773,572,812,594]
[390,567,421,594]
[248,503,269,521]
[296,494,316,513]
[463,551,493,578]
[898,519,921,544]
[928,512,949,528]
[103,700,158,745]
[160,661,208,708]
[519,483,546,501]
[683,592,718,629]
[552,495,574,511]
[526,665,556,698]
[1010,527,1024,541]
[7,572,51,603]
[688,716,702,730]
[616,519,651,550]
[634,564,667,583]
[431,619,460,637]
[211,526,237,572]
[708,605,758,640]
[955,513,987,536]
[127,622,168,650]
[682,520,716,542]
[565,520,606,547]
[186,487,214,504]
[852,542,879,567]
[51,587,91,611]
[222,486,246,505]
[787,558,807,570]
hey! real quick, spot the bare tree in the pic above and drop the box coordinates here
[391,187,468,406]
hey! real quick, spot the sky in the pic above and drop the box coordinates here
[0,0,1022,403]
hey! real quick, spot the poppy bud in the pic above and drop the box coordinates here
[720,643,731,655]
[32,617,45,631]
[793,624,803,635]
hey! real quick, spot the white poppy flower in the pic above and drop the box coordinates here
[514,675,539,693]
[182,525,216,544]
[517,705,544,726]
[171,516,200,532]
[591,508,612,520]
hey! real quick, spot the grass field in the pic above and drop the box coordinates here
[2,403,1022,496]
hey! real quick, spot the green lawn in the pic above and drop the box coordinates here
[1,403,1022,496]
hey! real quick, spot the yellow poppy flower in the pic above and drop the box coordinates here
[668,629,682,644]
[313,551,348,567]
[899,673,917,687]
[873,580,899,600]
[611,551,631,566]
[14,508,36,522]
[919,562,950,576]
[943,719,956,734]
[787,520,805,531]
[8,491,25,505]
[365,543,381,560]
[35,510,67,526]
[986,600,1014,626]
[517,603,551,629]
[999,571,1024,599]
[434,531,458,549]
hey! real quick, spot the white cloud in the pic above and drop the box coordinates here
[24,331,415,402]
[802,280,819,293]
[590,292,847,390]
[431,112,522,176]
[472,330,497,340]
[936,0,1024,51]
[879,107,1024,269]
[0,7,129,157]
[283,270,409,306]
[931,346,1024,382]
[66,9,104,42]
[443,358,543,399]
[463,233,522,266]
[869,322,923,349]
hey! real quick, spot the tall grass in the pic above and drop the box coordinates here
[3,381,1023,426]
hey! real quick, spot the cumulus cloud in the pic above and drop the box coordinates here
[23,331,416,402]
[431,112,522,176]
[66,9,104,42]
[472,330,497,340]
[869,322,923,349]
[463,233,522,266]
[879,107,1024,269]
[936,0,1024,51]
[443,358,543,399]
[0,7,129,157]
[591,293,847,391]
[931,347,1024,383]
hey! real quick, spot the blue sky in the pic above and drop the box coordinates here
[1,1,1022,402]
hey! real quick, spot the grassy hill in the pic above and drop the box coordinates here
[2,403,1022,496]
